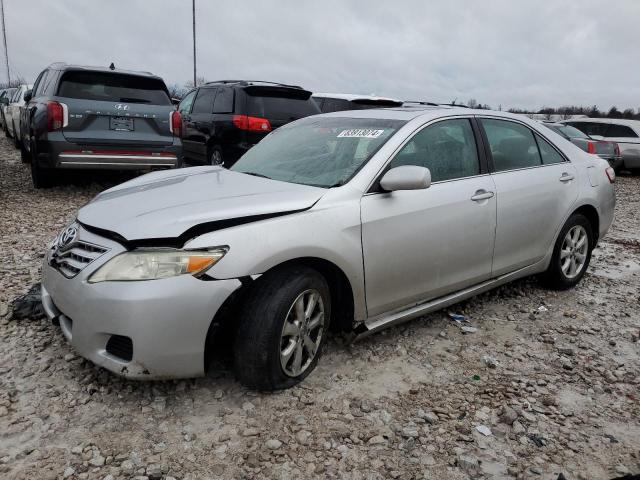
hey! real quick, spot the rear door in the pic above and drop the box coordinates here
[242,86,320,144]
[479,117,578,276]
[56,70,174,147]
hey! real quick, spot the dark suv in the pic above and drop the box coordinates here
[21,63,182,188]
[178,80,320,166]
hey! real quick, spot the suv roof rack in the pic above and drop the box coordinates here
[205,80,304,89]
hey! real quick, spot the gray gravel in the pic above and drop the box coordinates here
[1,137,639,479]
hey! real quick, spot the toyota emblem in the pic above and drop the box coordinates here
[58,225,78,249]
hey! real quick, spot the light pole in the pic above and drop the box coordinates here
[0,0,9,84]
[192,0,196,86]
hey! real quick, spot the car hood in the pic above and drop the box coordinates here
[78,166,326,241]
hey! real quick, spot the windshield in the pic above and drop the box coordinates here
[231,117,405,187]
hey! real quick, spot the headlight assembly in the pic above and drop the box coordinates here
[88,248,227,283]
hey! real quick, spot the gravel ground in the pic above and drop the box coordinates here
[0,136,639,480]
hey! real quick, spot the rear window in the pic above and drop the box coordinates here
[566,122,608,137]
[245,87,320,120]
[57,71,171,105]
[605,124,638,138]
[557,125,589,139]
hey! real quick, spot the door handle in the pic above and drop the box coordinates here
[471,190,495,201]
[559,173,574,182]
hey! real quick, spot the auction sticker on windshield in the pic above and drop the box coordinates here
[337,129,384,138]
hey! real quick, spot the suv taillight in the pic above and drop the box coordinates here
[170,110,182,137]
[605,167,616,183]
[232,114,272,132]
[47,101,64,132]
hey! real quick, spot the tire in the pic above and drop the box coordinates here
[540,214,593,290]
[30,142,56,188]
[208,145,224,166]
[12,123,20,148]
[233,265,331,390]
[20,142,30,163]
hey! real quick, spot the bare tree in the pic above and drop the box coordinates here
[467,98,478,109]
[0,75,26,89]
[184,76,207,90]
[167,83,187,100]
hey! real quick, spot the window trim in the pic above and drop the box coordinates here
[366,115,489,194]
[476,115,569,175]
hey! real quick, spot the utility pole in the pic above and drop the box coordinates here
[0,0,9,84]
[192,0,196,86]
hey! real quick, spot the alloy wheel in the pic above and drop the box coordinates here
[560,225,588,279]
[280,289,325,377]
[210,150,223,166]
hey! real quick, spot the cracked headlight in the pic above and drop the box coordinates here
[88,248,227,283]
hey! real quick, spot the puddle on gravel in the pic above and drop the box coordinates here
[590,257,640,280]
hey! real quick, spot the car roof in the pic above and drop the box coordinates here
[561,118,640,127]
[313,92,402,103]
[47,62,162,80]
[205,80,305,90]
[318,106,532,123]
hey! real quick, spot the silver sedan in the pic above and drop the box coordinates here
[41,107,616,389]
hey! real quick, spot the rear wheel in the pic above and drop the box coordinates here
[540,214,593,290]
[30,142,56,189]
[208,146,224,166]
[233,266,331,390]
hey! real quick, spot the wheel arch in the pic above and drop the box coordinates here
[571,203,600,244]
[203,256,356,373]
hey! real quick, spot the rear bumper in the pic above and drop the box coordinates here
[58,152,178,169]
[35,134,183,170]
[598,155,623,170]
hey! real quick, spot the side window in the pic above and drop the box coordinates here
[191,87,217,114]
[389,119,480,182]
[213,87,234,113]
[178,90,196,115]
[313,97,324,111]
[42,70,58,95]
[605,124,638,138]
[32,71,46,96]
[535,134,565,165]
[481,119,542,172]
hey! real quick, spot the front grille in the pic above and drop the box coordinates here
[50,241,109,278]
[105,335,133,362]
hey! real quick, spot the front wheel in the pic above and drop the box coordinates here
[208,146,224,166]
[540,214,593,290]
[233,266,331,390]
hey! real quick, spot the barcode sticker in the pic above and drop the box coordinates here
[337,129,384,138]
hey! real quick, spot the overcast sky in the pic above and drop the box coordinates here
[3,0,639,110]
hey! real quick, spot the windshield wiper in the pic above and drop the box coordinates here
[118,97,151,103]
[242,172,273,180]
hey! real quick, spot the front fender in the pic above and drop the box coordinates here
[185,200,367,321]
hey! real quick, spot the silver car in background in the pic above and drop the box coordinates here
[4,83,33,146]
[561,118,640,174]
[41,107,616,390]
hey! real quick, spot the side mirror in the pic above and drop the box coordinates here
[23,90,32,102]
[380,165,431,191]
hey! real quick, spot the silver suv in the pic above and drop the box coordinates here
[41,107,616,390]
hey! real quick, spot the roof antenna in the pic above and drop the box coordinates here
[109,62,115,70]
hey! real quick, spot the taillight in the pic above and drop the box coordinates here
[47,101,64,132]
[170,110,182,137]
[232,114,272,132]
[586,141,596,154]
[605,167,616,183]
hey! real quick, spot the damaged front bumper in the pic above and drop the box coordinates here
[41,226,242,379]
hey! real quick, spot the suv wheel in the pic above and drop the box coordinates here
[209,146,224,166]
[540,213,593,290]
[233,266,331,390]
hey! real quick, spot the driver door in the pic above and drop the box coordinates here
[361,118,497,316]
